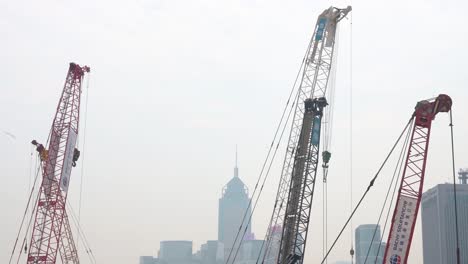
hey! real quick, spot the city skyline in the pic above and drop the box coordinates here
[2,0,468,263]
[139,159,263,264]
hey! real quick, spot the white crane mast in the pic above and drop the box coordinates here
[263,6,351,264]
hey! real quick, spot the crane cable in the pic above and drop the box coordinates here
[321,21,340,264]
[320,117,413,264]
[362,120,412,264]
[76,69,91,253]
[372,124,412,264]
[10,88,58,263]
[225,36,312,264]
[67,201,98,264]
[449,110,461,264]
[9,155,42,264]
[348,10,354,264]
[256,39,323,264]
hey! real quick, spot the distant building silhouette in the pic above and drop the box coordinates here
[140,151,258,264]
[194,240,224,264]
[421,183,468,264]
[355,224,384,264]
[218,156,252,261]
[158,240,194,264]
[140,256,156,264]
[236,239,265,264]
[262,225,281,264]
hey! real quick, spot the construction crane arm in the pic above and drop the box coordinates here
[27,63,89,264]
[383,94,452,264]
[263,6,351,264]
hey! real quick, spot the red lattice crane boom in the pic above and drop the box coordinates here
[27,62,90,264]
[383,94,452,264]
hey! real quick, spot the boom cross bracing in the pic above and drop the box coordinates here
[263,6,351,264]
[27,63,89,264]
[383,94,452,264]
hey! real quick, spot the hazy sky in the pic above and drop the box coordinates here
[1,0,468,263]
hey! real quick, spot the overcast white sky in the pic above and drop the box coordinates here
[1,0,467,263]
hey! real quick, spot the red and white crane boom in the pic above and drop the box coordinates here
[383,94,452,264]
[27,62,89,264]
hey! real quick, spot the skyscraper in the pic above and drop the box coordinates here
[218,153,251,261]
[421,183,468,264]
[355,224,384,264]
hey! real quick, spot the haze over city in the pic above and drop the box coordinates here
[1,0,468,263]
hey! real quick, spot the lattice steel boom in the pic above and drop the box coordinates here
[27,62,89,264]
[263,6,351,264]
[383,94,452,264]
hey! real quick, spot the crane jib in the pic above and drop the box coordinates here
[383,94,452,264]
[266,6,351,264]
[26,62,89,264]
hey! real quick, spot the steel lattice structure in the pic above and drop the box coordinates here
[383,94,452,264]
[263,6,351,264]
[27,63,89,264]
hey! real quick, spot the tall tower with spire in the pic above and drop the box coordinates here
[218,147,252,261]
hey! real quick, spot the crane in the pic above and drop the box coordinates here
[263,6,351,264]
[382,94,452,264]
[27,62,90,264]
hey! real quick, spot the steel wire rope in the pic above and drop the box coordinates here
[231,87,299,264]
[13,164,43,263]
[372,124,413,264]
[28,145,34,195]
[76,69,91,253]
[68,203,97,264]
[256,205,277,264]
[362,121,412,264]
[449,110,461,264]
[25,146,35,252]
[322,180,326,261]
[67,201,97,264]
[224,37,311,264]
[9,154,43,264]
[257,31,333,264]
[224,69,299,264]
[348,11,354,264]
[255,60,321,264]
[16,191,41,264]
[321,23,340,264]
[320,117,413,264]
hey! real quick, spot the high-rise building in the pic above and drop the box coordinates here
[218,155,251,261]
[158,240,193,264]
[235,239,264,264]
[196,240,224,264]
[421,183,468,264]
[355,224,384,264]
